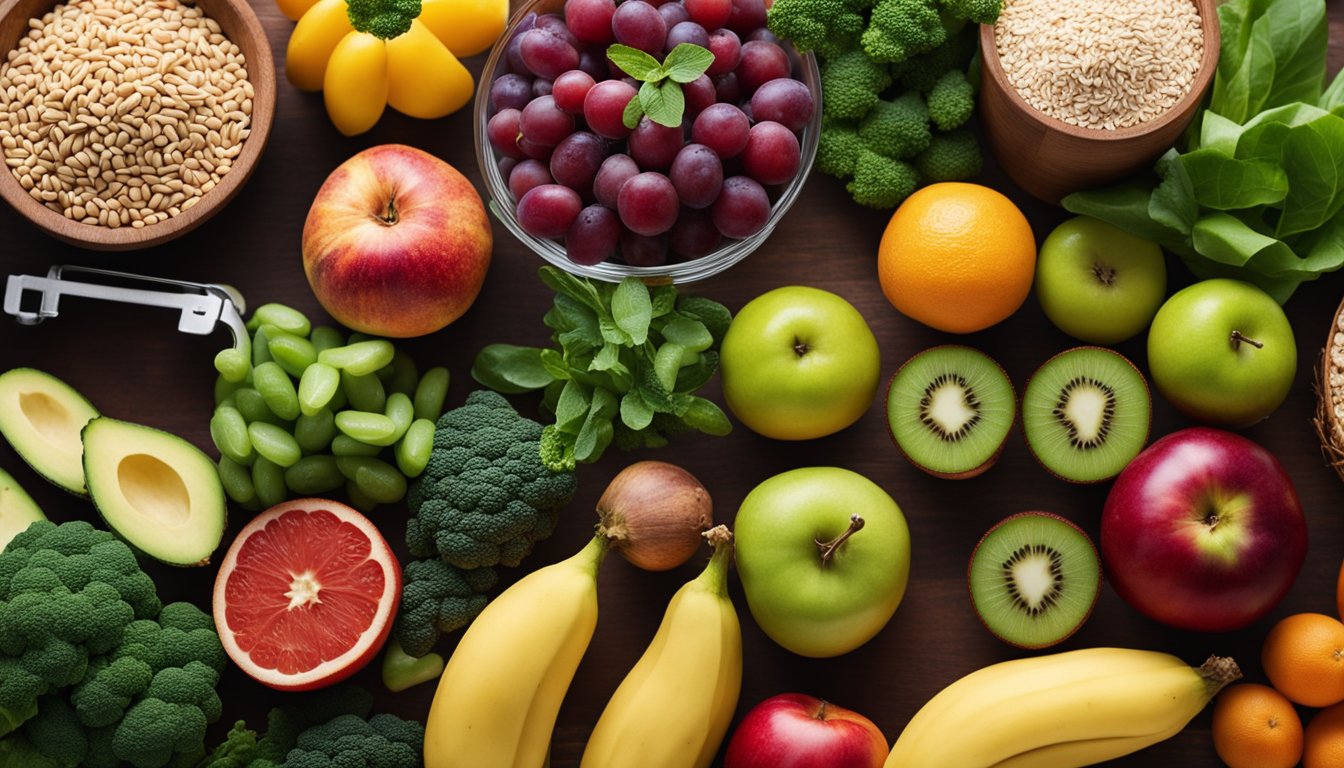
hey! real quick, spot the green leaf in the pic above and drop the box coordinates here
[1210,0,1327,122]
[678,395,732,436]
[545,294,601,341]
[606,44,664,81]
[619,391,655,430]
[662,43,715,83]
[599,316,634,346]
[539,267,608,317]
[554,380,591,432]
[591,387,619,420]
[470,344,554,393]
[611,278,653,345]
[649,286,677,318]
[673,297,733,345]
[1277,116,1344,238]
[640,79,685,128]
[1235,102,1332,160]
[653,343,685,392]
[590,342,622,372]
[1198,111,1244,155]
[634,358,675,413]
[675,350,719,392]
[1189,213,1304,301]
[1061,181,1191,254]
[622,94,645,130]
[1150,149,1198,235]
[539,348,571,380]
[574,413,611,463]
[1177,149,1288,210]
[659,318,713,353]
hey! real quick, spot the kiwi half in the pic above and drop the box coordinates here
[1021,346,1151,483]
[968,511,1100,649]
[886,346,1015,479]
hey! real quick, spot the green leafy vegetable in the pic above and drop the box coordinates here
[608,43,715,128]
[1063,0,1344,302]
[345,0,422,40]
[471,268,732,465]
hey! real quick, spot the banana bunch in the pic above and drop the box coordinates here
[580,526,741,768]
[885,647,1241,768]
[423,536,608,768]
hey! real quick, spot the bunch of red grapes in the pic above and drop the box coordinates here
[485,0,815,267]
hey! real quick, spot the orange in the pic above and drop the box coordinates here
[1304,701,1344,768]
[1262,613,1344,707]
[1337,558,1344,621]
[1210,683,1303,768]
[876,182,1036,334]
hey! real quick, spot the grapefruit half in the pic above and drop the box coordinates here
[213,498,401,690]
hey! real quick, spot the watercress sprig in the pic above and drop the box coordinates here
[607,43,716,128]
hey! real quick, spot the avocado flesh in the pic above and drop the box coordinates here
[0,466,45,552]
[0,368,100,495]
[82,417,226,567]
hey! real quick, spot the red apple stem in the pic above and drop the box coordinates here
[815,700,829,720]
[1230,330,1263,350]
[815,514,864,567]
[380,197,399,226]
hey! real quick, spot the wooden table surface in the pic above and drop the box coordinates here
[2,3,1344,766]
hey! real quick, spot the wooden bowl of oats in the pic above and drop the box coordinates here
[0,0,274,250]
[978,0,1219,205]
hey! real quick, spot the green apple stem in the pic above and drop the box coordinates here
[1230,330,1263,350]
[815,514,864,567]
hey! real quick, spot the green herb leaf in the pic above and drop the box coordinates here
[612,278,653,345]
[1150,149,1198,235]
[622,94,646,130]
[1277,116,1344,238]
[555,380,591,432]
[678,395,732,436]
[1190,213,1302,300]
[619,391,655,430]
[659,318,713,353]
[638,80,685,128]
[1062,182,1191,252]
[675,350,719,392]
[539,267,608,317]
[1322,67,1344,112]
[1179,149,1289,210]
[1211,0,1327,122]
[662,43,715,83]
[606,44,664,81]
[673,297,733,343]
[599,316,634,346]
[653,343,685,392]
[539,348,571,381]
[471,344,554,393]
[649,286,678,318]
[590,342,622,372]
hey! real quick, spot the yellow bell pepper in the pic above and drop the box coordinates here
[282,0,507,136]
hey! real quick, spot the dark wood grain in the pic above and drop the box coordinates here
[0,3,1342,766]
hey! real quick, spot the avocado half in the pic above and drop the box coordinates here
[0,368,100,495]
[82,417,226,567]
[0,466,45,552]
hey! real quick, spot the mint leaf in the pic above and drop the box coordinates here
[640,80,684,128]
[662,43,714,83]
[607,44,663,81]
[622,94,645,130]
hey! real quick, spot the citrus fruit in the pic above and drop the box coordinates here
[1337,558,1344,621]
[877,182,1036,334]
[1261,612,1344,707]
[213,498,401,691]
[1211,683,1303,768]
[1305,701,1344,768]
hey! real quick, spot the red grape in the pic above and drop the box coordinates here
[565,0,616,45]
[712,72,741,104]
[509,159,553,200]
[710,176,770,238]
[706,28,741,77]
[669,207,723,259]
[578,48,610,81]
[593,153,639,209]
[518,135,555,160]
[550,131,607,191]
[583,80,638,139]
[517,184,583,238]
[666,21,709,51]
[726,0,766,34]
[737,40,789,93]
[520,95,573,147]
[683,73,716,118]
[628,117,684,171]
[566,205,621,265]
[657,1,690,30]
[536,13,579,46]
[531,78,553,98]
[488,108,526,159]
[691,103,750,158]
[750,77,814,132]
[552,70,596,113]
[490,74,533,111]
[497,156,518,178]
[685,0,732,32]
[669,143,723,209]
[620,228,669,266]
[520,28,579,80]
[617,172,679,235]
[742,120,800,184]
[612,1,666,55]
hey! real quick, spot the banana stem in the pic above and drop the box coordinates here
[696,525,734,596]
[1198,655,1242,696]
[570,534,611,576]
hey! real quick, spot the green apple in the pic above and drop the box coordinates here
[734,467,911,658]
[720,286,880,440]
[1148,279,1296,427]
[1035,216,1167,344]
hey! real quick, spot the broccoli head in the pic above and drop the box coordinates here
[915,129,982,181]
[861,0,945,64]
[395,558,499,657]
[859,92,932,159]
[407,390,577,570]
[766,0,867,56]
[816,120,865,177]
[283,713,423,768]
[344,0,421,39]
[927,69,974,130]
[847,150,921,208]
[940,0,1001,24]
[820,51,892,121]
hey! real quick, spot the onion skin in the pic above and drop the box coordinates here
[596,461,714,571]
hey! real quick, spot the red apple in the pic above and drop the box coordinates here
[1101,427,1307,632]
[302,144,492,338]
[724,693,887,768]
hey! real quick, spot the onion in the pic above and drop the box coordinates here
[596,461,714,571]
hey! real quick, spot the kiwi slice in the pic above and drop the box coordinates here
[886,346,1015,479]
[1021,346,1151,483]
[968,511,1100,649]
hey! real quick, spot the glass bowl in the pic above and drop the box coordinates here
[473,0,821,283]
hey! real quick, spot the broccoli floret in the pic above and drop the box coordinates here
[344,0,421,39]
[847,149,921,208]
[0,521,160,736]
[198,721,267,768]
[927,69,974,129]
[69,656,154,727]
[940,0,1001,24]
[916,129,982,181]
[0,732,64,768]
[538,423,576,473]
[395,558,498,657]
[817,120,865,177]
[256,687,375,762]
[766,0,867,56]
[283,713,423,768]
[893,24,975,92]
[22,696,87,767]
[821,51,892,120]
[861,0,945,64]
[859,93,931,158]
[407,390,577,570]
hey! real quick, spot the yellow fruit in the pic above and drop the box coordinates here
[1262,613,1344,708]
[877,182,1036,334]
[1211,683,1303,768]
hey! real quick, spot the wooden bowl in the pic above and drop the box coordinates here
[977,0,1219,205]
[1314,294,1344,484]
[0,0,275,250]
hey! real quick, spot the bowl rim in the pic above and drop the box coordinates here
[977,0,1220,141]
[0,0,276,250]
[474,0,822,283]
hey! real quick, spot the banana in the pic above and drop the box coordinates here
[424,536,608,768]
[580,526,741,768]
[885,648,1240,768]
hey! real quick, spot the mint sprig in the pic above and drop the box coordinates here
[608,43,715,128]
